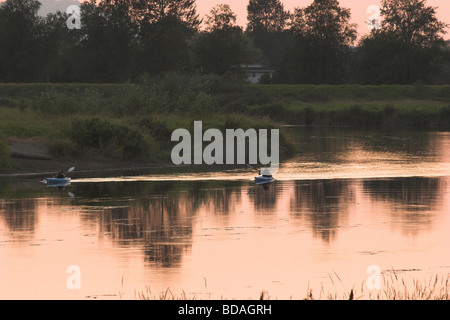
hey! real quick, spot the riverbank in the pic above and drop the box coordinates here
[0,135,173,176]
[0,156,173,178]
[226,84,450,128]
[1,80,450,173]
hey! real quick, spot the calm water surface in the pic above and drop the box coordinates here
[1,127,450,299]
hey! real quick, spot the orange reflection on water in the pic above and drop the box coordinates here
[1,174,449,300]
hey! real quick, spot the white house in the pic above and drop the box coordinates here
[240,64,275,84]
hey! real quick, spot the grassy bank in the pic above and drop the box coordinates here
[218,84,450,128]
[0,76,295,173]
[1,79,449,172]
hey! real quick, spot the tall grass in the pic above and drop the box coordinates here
[0,108,52,138]
[136,273,450,300]
[304,272,450,300]
[369,272,450,300]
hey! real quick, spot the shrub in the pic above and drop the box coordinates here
[252,103,294,122]
[0,98,15,108]
[69,118,153,160]
[303,107,316,125]
[79,88,104,114]
[222,101,248,113]
[298,90,330,103]
[31,88,78,115]
[139,118,173,146]
[258,73,273,84]
[46,137,78,158]
[191,91,217,115]
[0,140,11,172]
[70,118,115,149]
[437,106,450,129]
[209,72,245,94]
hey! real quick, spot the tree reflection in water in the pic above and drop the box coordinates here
[0,176,444,267]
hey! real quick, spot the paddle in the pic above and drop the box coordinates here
[246,164,259,171]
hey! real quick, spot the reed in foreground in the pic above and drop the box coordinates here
[136,273,450,300]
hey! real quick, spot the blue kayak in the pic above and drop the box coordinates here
[254,176,275,184]
[45,177,71,186]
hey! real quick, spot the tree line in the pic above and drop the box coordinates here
[0,0,449,84]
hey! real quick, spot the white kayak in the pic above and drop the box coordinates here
[254,176,275,184]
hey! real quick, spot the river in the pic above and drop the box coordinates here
[1,126,450,299]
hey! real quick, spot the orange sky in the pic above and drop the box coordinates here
[196,0,450,38]
[1,0,449,39]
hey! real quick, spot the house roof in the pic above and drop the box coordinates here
[240,64,275,73]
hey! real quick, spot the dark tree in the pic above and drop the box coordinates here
[39,11,77,82]
[284,0,357,84]
[132,0,201,75]
[245,0,291,80]
[353,32,409,84]
[290,0,357,48]
[204,4,236,32]
[131,0,200,28]
[71,0,139,82]
[380,0,448,48]
[194,4,260,75]
[246,0,289,33]
[355,0,449,84]
[0,0,43,82]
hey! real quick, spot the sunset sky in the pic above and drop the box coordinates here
[2,0,450,39]
[199,0,450,37]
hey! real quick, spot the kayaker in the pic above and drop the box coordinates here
[260,167,272,178]
[56,169,66,178]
